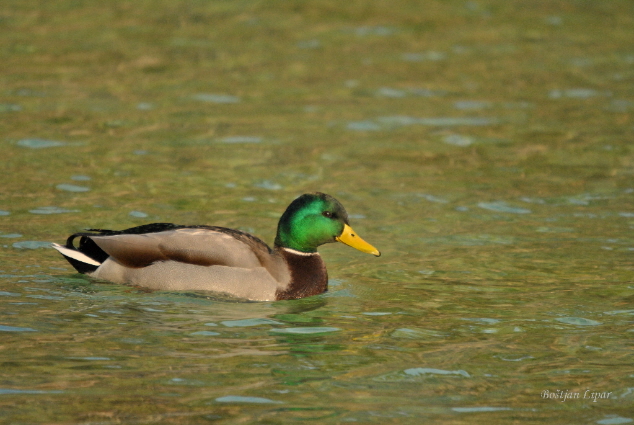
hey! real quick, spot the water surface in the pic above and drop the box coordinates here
[1,1,633,423]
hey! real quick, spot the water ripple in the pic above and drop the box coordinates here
[0,325,37,332]
[192,93,240,104]
[221,318,282,327]
[270,327,340,334]
[17,139,66,149]
[56,184,90,192]
[478,201,532,214]
[0,388,63,394]
[555,317,602,326]
[453,407,512,413]
[216,395,282,404]
[405,368,471,378]
[12,241,52,249]
[218,136,263,144]
[29,206,79,214]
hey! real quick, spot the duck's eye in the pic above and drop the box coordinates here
[322,211,334,219]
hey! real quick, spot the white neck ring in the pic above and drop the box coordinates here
[282,248,320,257]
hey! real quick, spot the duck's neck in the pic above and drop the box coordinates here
[275,247,328,300]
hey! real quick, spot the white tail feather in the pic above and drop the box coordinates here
[51,243,102,266]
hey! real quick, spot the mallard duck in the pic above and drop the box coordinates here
[52,192,380,301]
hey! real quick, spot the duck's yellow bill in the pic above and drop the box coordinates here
[336,224,381,257]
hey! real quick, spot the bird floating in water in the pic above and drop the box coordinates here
[52,192,380,301]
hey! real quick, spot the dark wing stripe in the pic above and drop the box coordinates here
[65,233,110,264]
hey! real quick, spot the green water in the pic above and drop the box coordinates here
[1,1,633,423]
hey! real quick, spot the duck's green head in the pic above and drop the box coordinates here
[274,192,380,256]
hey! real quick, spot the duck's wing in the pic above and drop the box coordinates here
[56,224,292,296]
[89,226,272,269]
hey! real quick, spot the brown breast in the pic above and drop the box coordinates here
[275,249,328,300]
